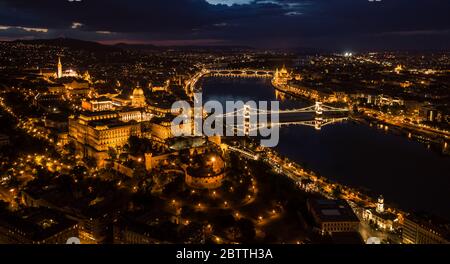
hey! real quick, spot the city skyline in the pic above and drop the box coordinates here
[0,0,449,247]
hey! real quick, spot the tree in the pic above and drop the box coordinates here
[332,186,342,198]
[128,136,141,154]
[236,218,256,243]
[132,165,147,181]
[107,147,117,160]
[64,141,76,155]
[84,157,97,168]
[122,143,130,153]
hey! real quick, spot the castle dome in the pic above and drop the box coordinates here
[132,86,145,97]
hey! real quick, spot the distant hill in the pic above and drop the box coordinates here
[13,38,121,53]
[115,43,253,52]
[167,45,254,52]
[10,38,254,53]
[114,43,159,51]
[289,46,335,55]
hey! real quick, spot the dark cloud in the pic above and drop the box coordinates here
[0,0,449,49]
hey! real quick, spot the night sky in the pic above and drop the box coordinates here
[0,0,449,50]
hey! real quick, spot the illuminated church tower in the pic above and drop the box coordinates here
[376,195,384,213]
[57,56,63,79]
[83,70,91,83]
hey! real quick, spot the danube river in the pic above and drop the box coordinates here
[200,77,450,219]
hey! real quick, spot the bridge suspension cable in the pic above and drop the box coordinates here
[215,101,348,117]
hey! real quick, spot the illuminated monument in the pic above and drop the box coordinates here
[273,65,292,85]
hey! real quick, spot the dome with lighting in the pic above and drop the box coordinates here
[132,86,144,96]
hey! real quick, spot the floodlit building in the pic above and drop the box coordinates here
[362,196,398,231]
[376,94,404,106]
[82,97,114,112]
[273,66,292,85]
[0,207,78,244]
[69,115,141,167]
[307,199,360,234]
[402,215,450,244]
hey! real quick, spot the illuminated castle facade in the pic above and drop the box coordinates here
[70,82,153,167]
[68,113,142,167]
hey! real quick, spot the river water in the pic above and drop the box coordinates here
[200,77,450,219]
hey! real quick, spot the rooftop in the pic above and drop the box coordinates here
[0,207,77,242]
[308,199,359,223]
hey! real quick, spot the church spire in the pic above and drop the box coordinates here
[57,56,63,79]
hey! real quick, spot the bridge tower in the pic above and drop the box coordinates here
[314,117,322,130]
[314,101,323,130]
[315,101,323,115]
[243,104,251,136]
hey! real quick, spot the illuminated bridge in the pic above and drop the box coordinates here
[216,101,349,131]
[185,68,275,95]
[207,69,274,78]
